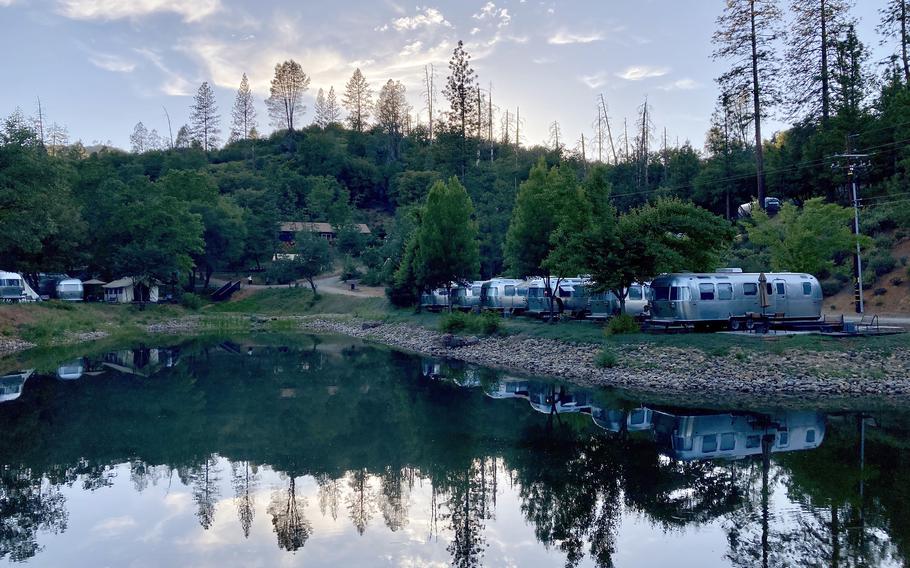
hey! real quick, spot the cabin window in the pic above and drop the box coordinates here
[670,286,690,301]
[653,286,670,301]
[702,435,718,453]
[802,282,812,295]
[628,287,643,301]
[776,282,786,295]
[699,283,716,300]
[504,285,516,297]
[717,283,733,300]
[720,433,736,451]
[746,435,760,448]
[743,283,758,296]
[779,432,789,447]
[806,429,816,443]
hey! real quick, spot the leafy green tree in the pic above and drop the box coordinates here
[295,231,333,294]
[745,197,868,275]
[414,177,480,301]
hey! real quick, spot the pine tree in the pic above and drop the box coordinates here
[130,121,149,154]
[785,0,854,122]
[266,60,310,131]
[230,73,257,141]
[325,86,341,125]
[313,88,328,127]
[376,79,408,136]
[190,81,221,151]
[712,0,783,208]
[175,124,191,149]
[831,24,870,118]
[443,41,478,176]
[148,128,163,151]
[879,0,910,84]
[342,68,373,132]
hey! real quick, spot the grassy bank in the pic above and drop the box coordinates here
[2,288,908,358]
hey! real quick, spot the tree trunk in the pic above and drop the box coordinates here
[750,0,767,208]
[903,0,910,85]
[204,266,213,290]
[820,0,830,122]
[308,278,318,295]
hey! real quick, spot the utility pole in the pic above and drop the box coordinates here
[834,142,870,314]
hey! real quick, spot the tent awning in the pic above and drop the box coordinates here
[82,279,107,285]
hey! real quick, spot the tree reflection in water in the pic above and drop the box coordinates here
[0,338,909,567]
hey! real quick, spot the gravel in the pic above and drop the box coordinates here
[300,317,910,398]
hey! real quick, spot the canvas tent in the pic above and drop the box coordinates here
[102,278,159,303]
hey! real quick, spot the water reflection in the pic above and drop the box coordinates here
[0,338,906,567]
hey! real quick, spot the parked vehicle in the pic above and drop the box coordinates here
[55,278,84,301]
[480,278,528,313]
[420,288,453,312]
[649,272,823,329]
[0,271,39,303]
[737,197,782,218]
[526,277,589,318]
[0,370,33,403]
[587,283,651,319]
[451,281,486,311]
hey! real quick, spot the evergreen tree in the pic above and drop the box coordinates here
[190,81,221,151]
[325,86,341,125]
[376,79,408,137]
[879,0,910,84]
[443,41,478,175]
[342,68,373,132]
[129,121,149,154]
[831,24,870,119]
[174,124,191,149]
[713,0,783,208]
[266,60,310,131]
[230,73,257,142]
[414,177,480,300]
[313,88,328,127]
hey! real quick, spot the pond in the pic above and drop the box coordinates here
[0,334,907,567]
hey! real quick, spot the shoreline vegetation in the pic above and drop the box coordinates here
[2,288,910,400]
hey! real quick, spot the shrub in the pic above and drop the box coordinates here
[595,348,618,368]
[874,287,887,296]
[266,260,300,285]
[180,292,203,310]
[890,277,904,287]
[360,269,384,287]
[605,314,639,336]
[868,251,896,277]
[439,311,501,336]
[874,234,895,251]
[340,255,361,281]
[820,278,845,297]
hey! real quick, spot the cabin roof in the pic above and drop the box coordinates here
[280,222,371,234]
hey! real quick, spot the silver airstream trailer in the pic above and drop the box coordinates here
[451,281,486,311]
[649,272,822,329]
[587,283,651,319]
[420,287,452,311]
[526,277,590,318]
[480,278,528,313]
[55,278,84,301]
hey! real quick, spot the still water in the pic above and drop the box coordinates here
[0,334,907,567]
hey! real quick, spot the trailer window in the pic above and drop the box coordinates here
[487,287,499,297]
[702,435,718,453]
[766,283,773,295]
[517,287,528,297]
[802,282,812,295]
[628,287,642,300]
[558,286,572,298]
[670,286,690,301]
[746,435,760,449]
[504,285,515,297]
[776,282,786,295]
[743,283,758,296]
[699,283,715,300]
[472,286,481,296]
[778,432,789,447]
[674,436,693,451]
[720,433,736,451]
[528,288,544,298]
[717,283,733,300]
[806,429,816,443]
[653,286,670,301]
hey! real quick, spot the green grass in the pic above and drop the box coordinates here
[209,288,388,318]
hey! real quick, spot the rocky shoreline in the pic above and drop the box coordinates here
[299,317,910,398]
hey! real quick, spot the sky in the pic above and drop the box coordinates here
[0,0,892,152]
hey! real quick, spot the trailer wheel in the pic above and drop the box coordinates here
[729,319,742,331]
[745,317,755,331]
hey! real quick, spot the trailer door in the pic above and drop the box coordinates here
[773,279,788,316]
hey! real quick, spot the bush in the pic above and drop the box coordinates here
[180,292,203,310]
[874,287,887,296]
[605,313,639,336]
[266,260,300,285]
[340,255,361,281]
[890,277,904,287]
[439,311,501,336]
[595,348,618,368]
[360,268,384,287]
[820,278,845,297]
[868,251,896,278]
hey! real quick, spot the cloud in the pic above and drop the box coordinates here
[472,2,511,30]
[57,0,219,22]
[616,65,669,81]
[580,72,610,89]
[547,30,604,45]
[0,0,16,6]
[473,2,496,19]
[532,56,555,65]
[399,40,423,57]
[89,53,136,73]
[135,48,194,96]
[386,6,451,32]
[92,516,137,537]
[659,78,699,91]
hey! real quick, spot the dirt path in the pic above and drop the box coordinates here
[211,275,384,299]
